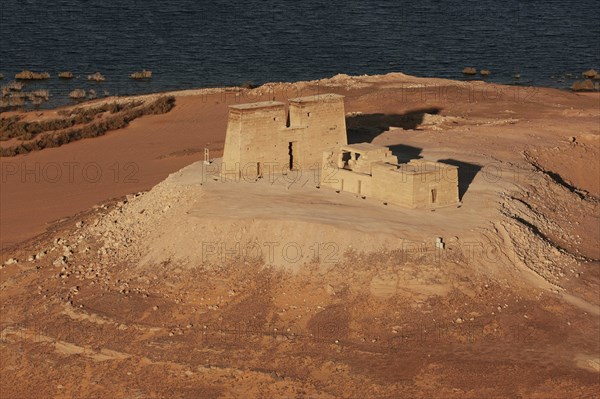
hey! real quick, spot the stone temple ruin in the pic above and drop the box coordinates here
[223,93,348,177]
[221,93,459,208]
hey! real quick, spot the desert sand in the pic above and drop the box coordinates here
[1,73,599,398]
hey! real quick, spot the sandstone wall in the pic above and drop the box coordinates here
[288,95,347,170]
[323,157,459,209]
[222,95,347,180]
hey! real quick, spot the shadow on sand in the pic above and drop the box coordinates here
[346,108,442,143]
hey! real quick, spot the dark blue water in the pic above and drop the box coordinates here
[1,0,599,108]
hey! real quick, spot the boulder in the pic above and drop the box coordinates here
[462,67,477,75]
[59,71,74,79]
[582,69,597,79]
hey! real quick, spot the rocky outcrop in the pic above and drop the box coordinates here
[59,71,74,79]
[571,79,596,92]
[31,89,49,100]
[15,70,50,80]
[130,70,152,79]
[2,81,24,95]
[582,69,597,79]
[87,72,106,82]
[0,83,49,109]
[69,89,86,99]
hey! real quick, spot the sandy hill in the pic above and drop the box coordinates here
[0,73,599,398]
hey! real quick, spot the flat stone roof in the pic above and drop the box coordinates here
[375,159,458,175]
[341,142,387,153]
[289,93,344,104]
[407,159,458,169]
[229,101,285,111]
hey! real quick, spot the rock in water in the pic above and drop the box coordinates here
[582,69,597,79]
[571,80,595,91]
[130,70,152,79]
[69,89,86,99]
[59,71,74,79]
[15,70,50,80]
[87,72,106,82]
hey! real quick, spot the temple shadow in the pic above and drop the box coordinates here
[437,159,482,200]
[346,108,442,143]
[387,144,423,163]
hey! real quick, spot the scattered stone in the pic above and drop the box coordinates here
[480,69,491,76]
[513,73,521,79]
[568,136,576,143]
[153,305,159,311]
[53,256,68,267]
[63,246,73,256]
[462,67,477,75]
[4,258,18,265]
[27,254,36,262]
[325,284,336,295]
